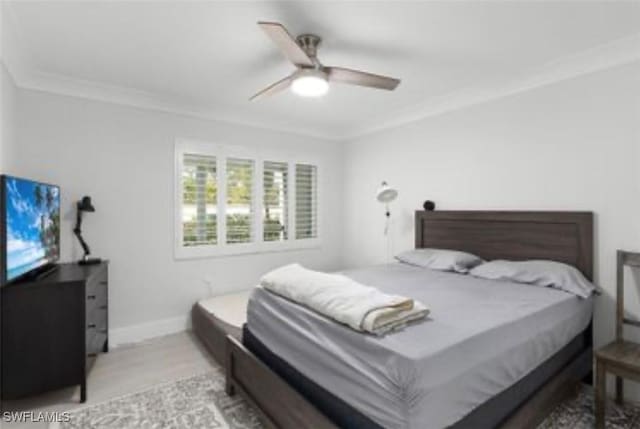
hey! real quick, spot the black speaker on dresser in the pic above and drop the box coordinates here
[1,262,109,403]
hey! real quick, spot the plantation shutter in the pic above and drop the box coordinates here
[263,161,288,242]
[295,164,317,239]
[226,157,254,244]
[181,153,217,246]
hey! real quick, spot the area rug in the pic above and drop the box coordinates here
[54,369,640,429]
[538,385,640,429]
[53,369,262,429]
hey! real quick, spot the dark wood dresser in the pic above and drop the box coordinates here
[1,262,108,402]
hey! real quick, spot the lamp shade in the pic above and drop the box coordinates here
[376,182,398,203]
[291,69,329,97]
[78,196,95,212]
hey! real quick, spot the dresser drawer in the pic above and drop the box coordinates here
[86,329,107,356]
[86,302,107,330]
[86,270,107,302]
[85,265,108,358]
[86,291,107,325]
[86,269,107,316]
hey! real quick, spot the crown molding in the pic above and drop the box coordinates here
[11,67,341,141]
[340,33,640,140]
[3,0,639,143]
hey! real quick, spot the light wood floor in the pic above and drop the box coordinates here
[1,331,217,429]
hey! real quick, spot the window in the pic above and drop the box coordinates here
[226,158,254,244]
[181,153,217,247]
[263,161,288,242]
[175,140,319,258]
[295,164,317,239]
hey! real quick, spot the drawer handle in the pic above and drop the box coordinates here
[88,324,96,328]
[88,353,97,357]
[87,295,96,300]
[100,305,107,310]
[100,281,108,286]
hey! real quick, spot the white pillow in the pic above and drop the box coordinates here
[469,260,596,298]
[395,248,483,273]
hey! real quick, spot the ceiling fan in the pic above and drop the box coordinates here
[250,22,401,100]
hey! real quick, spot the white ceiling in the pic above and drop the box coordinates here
[4,1,640,139]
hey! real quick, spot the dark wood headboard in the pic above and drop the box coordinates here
[415,211,593,280]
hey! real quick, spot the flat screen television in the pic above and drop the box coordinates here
[1,175,60,285]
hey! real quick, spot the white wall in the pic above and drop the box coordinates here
[1,2,20,174]
[0,63,17,172]
[13,89,344,344]
[343,62,640,392]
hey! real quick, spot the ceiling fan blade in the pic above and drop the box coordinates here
[249,74,293,101]
[326,67,400,90]
[258,22,314,67]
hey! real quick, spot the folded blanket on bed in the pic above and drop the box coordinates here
[260,264,429,335]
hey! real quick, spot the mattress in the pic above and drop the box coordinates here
[246,263,593,429]
[193,290,252,366]
[198,289,252,328]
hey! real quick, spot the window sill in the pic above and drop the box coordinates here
[174,238,321,260]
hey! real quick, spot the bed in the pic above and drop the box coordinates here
[192,290,251,366]
[207,210,594,429]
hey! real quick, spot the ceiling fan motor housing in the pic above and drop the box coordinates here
[296,34,322,62]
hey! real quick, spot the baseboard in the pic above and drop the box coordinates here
[109,315,191,348]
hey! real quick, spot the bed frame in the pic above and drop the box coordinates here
[415,211,593,280]
[222,210,594,429]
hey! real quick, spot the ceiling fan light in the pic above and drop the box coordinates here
[291,70,329,97]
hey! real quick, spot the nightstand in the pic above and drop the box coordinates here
[594,250,640,429]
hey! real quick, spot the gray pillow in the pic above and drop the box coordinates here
[395,248,483,273]
[469,260,596,298]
